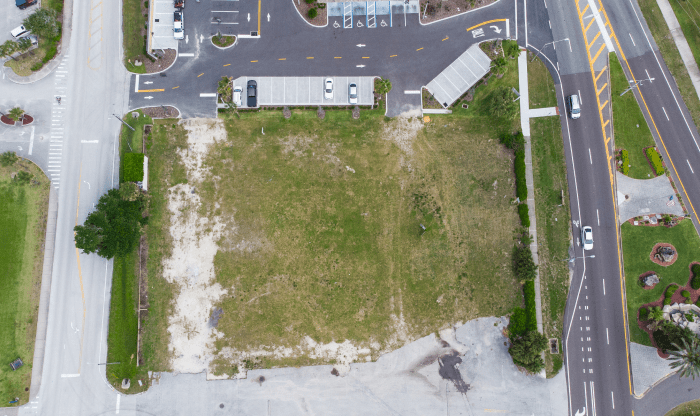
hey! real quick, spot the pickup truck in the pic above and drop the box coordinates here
[15,0,37,9]
[173,12,184,40]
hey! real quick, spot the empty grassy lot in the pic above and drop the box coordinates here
[667,399,700,416]
[0,158,50,405]
[610,54,656,179]
[528,55,572,377]
[622,220,700,345]
[639,0,700,132]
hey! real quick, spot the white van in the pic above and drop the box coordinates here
[10,25,29,38]
[567,94,581,119]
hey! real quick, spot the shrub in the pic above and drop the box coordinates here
[620,149,630,175]
[523,280,537,330]
[0,151,18,166]
[667,284,679,296]
[318,2,326,8]
[639,307,648,320]
[43,44,58,63]
[13,170,32,185]
[646,147,665,176]
[509,308,528,338]
[518,203,530,228]
[307,7,317,18]
[23,9,59,39]
[122,153,145,182]
[375,77,392,95]
[508,330,548,373]
[692,276,700,290]
[653,321,695,353]
[31,62,43,71]
[304,0,315,3]
[488,86,519,120]
[682,290,691,298]
[515,149,527,201]
[513,245,537,281]
[502,40,520,59]
[499,130,525,150]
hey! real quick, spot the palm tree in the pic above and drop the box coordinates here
[649,306,665,322]
[667,337,700,380]
[8,107,25,123]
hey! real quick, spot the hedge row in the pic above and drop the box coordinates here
[515,148,527,201]
[664,284,679,306]
[518,203,530,228]
[509,281,537,338]
[646,147,664,176]
[123,153,145,182]
[620,149,630,175]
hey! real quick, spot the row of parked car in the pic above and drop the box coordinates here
[235,79,359,108]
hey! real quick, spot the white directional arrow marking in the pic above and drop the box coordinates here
[267,13,270,22]
[144,81,153,85]
[574,408,586,416]
[144,96,153,100]
[356,44,366,47]
[356,65,366,68]
[490,25,502,34]
[247,13,250,22]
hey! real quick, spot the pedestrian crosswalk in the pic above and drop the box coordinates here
[49,55,69,190]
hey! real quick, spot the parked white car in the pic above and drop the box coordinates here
[11,25,29,39]
[348,83,357,104]
[324,78,333,100]
[233,86,242,107]
[173,12,184,40]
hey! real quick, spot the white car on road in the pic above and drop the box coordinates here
[324,78,333,100]
[581,226,593,250]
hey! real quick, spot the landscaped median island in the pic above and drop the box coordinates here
[2,1,64,76]
[623,220,700,354]
[122,0,175,73]
[0,152,50,405]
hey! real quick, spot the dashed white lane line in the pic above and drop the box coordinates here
[60,374,80,378]
[606,327,609,344]
[662,106,669,120]
[597,209,600,225]
[602,278,606,295]
[116,394,121,414]
[578,90,582,105]
[81,140,99,143]
[589,148,592,164]
[688,159,695,174]
[629,33,635,46]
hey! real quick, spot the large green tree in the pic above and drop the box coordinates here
[74,187,147,259]
[667,337,700,380]
[508,330,548,374]
[23,9,59,39]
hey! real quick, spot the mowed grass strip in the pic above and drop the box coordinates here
[666,398,700,416]
[188,62,524,359]
[639,0,700,135]
[609,54,655,179]
[0,160,49,404]
[123,0,147,73]
[622,221,700,345]
[527,55,558,108]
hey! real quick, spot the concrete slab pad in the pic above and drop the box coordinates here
[630,342,676,396]
[616,172,685,223]
[426,44,491,108]
[233,76,375,107]
[529,107,559,117]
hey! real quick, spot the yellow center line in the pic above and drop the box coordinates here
[172,86,179,89]
[574,0,633,396]
[596,82,608,96]
[416,47,424,51]
[138,89,165,93]
[466,18,507,32]
[594,65,607,82]
[197,73,204,77]
[390,54,397,57]
[257,0,261,34]
[591,43,606,63]
[362,57,370,59]
[442,36,449,41]
[334,57,342,59]
[278,58,286,60]
[307,57,314,59]
[587,32,601,49]
[251,60,258,63]
[223,63,231,67]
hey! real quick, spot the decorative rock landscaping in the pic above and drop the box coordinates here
[649,243,678,266]
[639,271,660,290]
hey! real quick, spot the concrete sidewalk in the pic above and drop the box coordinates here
[656,0,700,102]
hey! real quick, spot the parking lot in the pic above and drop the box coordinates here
[327,1,419,29]
[151,0,179,51]
[0,0,37,47]
[233,76,375,108]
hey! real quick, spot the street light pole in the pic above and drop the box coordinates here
[619,77,655,96]
[562,254,596,263]
[531,38,571,62]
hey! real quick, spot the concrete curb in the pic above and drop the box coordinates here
[4,0,74,84]
[655,0,700,104]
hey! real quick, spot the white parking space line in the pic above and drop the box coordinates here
[200,93,217,97]
[179,53,194,57]
[135,75,140,92]
[404,90,421,94]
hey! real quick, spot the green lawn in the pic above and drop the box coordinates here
[528,56,572,378]
[528,55,557,108]
[610,54,656,179]
[639,0,700,135]
[0,158,49,405]
[123,0,148,73]
[622,221,700,345]
[668,0,700,82]
[667,399,700,416]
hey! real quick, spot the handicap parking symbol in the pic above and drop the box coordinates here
[357,20,364,27]
[380,19,388,27]
[472,28,485,38]
[333,21,341,28]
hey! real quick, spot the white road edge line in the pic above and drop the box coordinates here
[662,106,669,120]
[584,382,589,416]
[590,381,597,416]
[688,159,695,174]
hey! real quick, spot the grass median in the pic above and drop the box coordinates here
[528,55,572,378]
[610,54,655,179]
[622,220,700,345]
[0,158,50,405]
